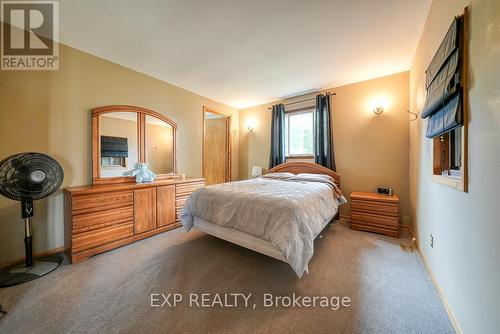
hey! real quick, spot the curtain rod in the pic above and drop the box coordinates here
[267,92,336,110]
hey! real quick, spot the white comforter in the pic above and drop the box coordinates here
[181,174,346,277]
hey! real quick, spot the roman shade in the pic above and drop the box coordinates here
[101,136,128,157]
[421,17,464,138]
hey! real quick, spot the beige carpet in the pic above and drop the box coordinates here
[0,222,454,334]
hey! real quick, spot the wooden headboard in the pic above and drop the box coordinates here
[268,162,340,188]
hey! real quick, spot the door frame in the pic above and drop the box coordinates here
[202,106,232,183]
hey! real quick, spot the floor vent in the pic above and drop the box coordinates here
[400,243,415,253]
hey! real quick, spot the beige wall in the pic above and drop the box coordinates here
[0,42,238,264]
[409,0,500,333]
[100,115,139,178]
[146,122,174,174]
[99,116,174,177]
[239,72,410,221]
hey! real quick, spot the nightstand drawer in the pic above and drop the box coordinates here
[350,222,399,238]
[350,199,398,216]
[351,211,399,228]
[349,192,400,238]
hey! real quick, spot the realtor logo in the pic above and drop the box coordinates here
[1,0,59,70]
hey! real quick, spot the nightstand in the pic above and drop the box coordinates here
[350,192,400,238]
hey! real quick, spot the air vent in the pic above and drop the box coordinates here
[400,243,415,253]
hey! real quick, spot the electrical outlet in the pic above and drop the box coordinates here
[430,234,434,248]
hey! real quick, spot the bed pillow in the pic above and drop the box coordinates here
[296,173,334,182]
[261,172,295,180]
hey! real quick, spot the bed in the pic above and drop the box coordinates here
[181,162,346,277]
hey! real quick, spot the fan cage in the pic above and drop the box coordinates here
[0,152,64,201]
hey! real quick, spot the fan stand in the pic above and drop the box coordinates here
[0,200,63,288]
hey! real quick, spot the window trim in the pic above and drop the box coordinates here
[284,108,315,158]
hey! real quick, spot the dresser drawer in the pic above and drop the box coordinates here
[175,196,189,222]
[175,195,189,208]
[72,191,133,215]
[351,211,399,228]
[72,206,133,233]
[175,182,204,221]
[350,199,399,216]
[176,208,182,221]
[72,223,133,253]
[175,182,204,196]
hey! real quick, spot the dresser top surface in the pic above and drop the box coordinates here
[350,192,399,203]
[65,178,204,195]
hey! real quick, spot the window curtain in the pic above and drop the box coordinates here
[314,94,336,171]
[268,103,285,168]
[421,16,464,138]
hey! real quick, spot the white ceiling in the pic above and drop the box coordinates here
[59,0,432,109]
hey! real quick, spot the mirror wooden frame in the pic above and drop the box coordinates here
[92,105,178,185]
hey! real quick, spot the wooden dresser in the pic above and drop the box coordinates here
[64,178,204,263]
[349,192,400,238]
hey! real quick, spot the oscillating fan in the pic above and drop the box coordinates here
[0,152,64,287]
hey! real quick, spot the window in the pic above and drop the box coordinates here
[433,127,462,178]
[101,156,127,168]
[284,110,314,157]
[426,9,468,192]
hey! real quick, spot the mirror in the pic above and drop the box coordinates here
[92,105,178,184]
[99,112,138,178]
[145,115,174,174]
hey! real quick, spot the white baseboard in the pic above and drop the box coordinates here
[335,219,461,333]
[416,246,463,334]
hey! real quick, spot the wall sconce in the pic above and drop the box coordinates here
[245,118,256,131]
[368,95,390,116]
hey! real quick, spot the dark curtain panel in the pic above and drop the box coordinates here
[269,103,285,168]
[314,94,336,171]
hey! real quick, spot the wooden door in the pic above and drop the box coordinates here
[134,188,156,234]
[156,186,176,227]
[204,116,229,185]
